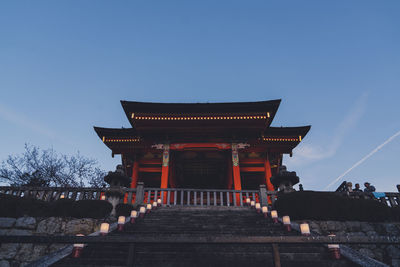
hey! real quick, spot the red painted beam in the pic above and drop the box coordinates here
[170,143,231,150]
[139,167,162,173]
[240,158,265,164]
[139,159,162,165]
[240,167,265,172]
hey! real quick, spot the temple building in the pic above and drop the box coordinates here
[94,100,310,192]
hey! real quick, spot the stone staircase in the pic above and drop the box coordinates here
[52,206,357,267]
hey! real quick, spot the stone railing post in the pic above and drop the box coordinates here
[135,182,145,205]
[259,185,269,207]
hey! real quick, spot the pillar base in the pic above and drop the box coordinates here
[117,224,124,231]
[284,224,291,232]
[139,213,145,218]
[72,247,83,258]
[329,248,341,259]
[130,217,136,224]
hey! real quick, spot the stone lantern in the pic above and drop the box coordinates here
[270,165,299,193]
[104,165,131,216]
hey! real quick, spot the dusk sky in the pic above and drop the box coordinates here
[1,1,399,191]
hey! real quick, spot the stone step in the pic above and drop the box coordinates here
[51,206,354,267]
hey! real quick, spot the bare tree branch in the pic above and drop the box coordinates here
[0,144,107,187]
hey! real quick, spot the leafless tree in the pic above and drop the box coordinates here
[0,144,107,187]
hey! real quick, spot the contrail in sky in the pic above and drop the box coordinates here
[324,129,400,190]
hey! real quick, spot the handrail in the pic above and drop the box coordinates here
[340,191,400,207]
[0,186,108,201]
[141,187,272,207]
[1,185,399,208]
[0,234,399,244]
[144,187,264,193]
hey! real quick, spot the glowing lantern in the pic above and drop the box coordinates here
[60,194,65,199]
[117,216,125,231]
[261,206,268,217]
[255,203,261,213]
[139,206,146,218]
[146,203,152,213]
[282,216,291,232]
[270,210,278,223]
[157,199,162,205]
[100,195,106,200]
[130,210,137,224]
[72,234,84,258]
[152,201,157,209]
[300,223,310,236]
[328,234,341,259]
[100,223,109,236]
[246,198,251,205]
[250,201,255,208]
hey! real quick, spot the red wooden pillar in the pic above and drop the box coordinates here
[168,154,176,203]
[264,155,274,191]
[227,157,233,189]
[232,144,242,205]
[130,160,140,203]
[124,160,139,203]
[160,144,170,203]
[131,160,140,188]
[264,153,275,204]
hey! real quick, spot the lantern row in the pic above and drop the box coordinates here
[102,137,140,143]
[131,113,270,121]
[263,136,302,142]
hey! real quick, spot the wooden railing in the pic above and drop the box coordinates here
[1,185,399,208]
[0,184,275,207]
[141,187,268,207]
[344,191,400,208]
[0,186,107,201]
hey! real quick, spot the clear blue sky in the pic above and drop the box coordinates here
[1,1,399,191]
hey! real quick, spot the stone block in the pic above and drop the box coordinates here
[366,231,378,237]
[36,217,62,235]
[0,229,8,236]
[15,244,33,262]
[0,244,19,260]
[322,221,344,232]
[15,217,36,230]
[31,245,48,261]
[7,229,32,236]
[47,244,67,254]
[385,223,400,235]
[347,231,366,237]
[358,248,375,259]
[308,221,322,235]
[0,218,16,229]
[387,245,400,259]
[65,218,95,235]
[0,260,10,267]
[345,221,360,232]
[360,223,374,232]
[335,230,346,236]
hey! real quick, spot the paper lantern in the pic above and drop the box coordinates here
[270,210,278,223]
[72,234,85,258]
[117,216,125,231]
[282,216,291,232]
[300,223,310,236]
[328,234,341,259]
[100,223,109,235]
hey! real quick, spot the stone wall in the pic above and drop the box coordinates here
[0,216,109,267]
[302,220,400,266]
